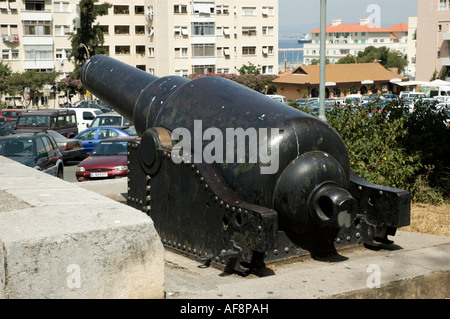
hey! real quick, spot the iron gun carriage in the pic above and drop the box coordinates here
[81,55,410,274]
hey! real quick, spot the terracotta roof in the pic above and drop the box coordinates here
[272,63,406,85]
[384,23,408,32]
[310,22,408,34]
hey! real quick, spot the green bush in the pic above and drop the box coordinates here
[317,99,449,204]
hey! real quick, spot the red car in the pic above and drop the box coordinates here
[76,136,136,182]
[0,109,26,121]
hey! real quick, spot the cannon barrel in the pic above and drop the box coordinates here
[81,55,410,273]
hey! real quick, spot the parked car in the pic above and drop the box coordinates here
[15,109,78,138]
[266,95,288,104]
[0,119,17,136]
[89,112,130,127]
[73,100,112,113]
[74,126,137,156]
[76,136,136,182]
[0,109,26,121]
[45,130,84,162]
[70,107,102,133]
[0,131,64,179]
[344,94,363,106]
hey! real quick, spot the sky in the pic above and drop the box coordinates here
[278,0,418,37]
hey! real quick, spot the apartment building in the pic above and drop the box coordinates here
[0,0,278,78]
[416,0,450,81]
[144,0,278,77]
[0,0,148,75]
[303,18,410,73]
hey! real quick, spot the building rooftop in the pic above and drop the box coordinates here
[273,63,406,85]
[310,21,408,34]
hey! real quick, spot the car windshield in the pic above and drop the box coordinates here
[0,137,34,157]
[17,115,49,126]
[91,141,128,156]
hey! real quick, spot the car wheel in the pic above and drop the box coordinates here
[57,166,64,179]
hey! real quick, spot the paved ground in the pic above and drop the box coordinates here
[76,179,450,299]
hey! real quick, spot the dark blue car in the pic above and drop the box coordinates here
[74,126,137,156]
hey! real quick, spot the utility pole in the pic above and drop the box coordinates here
[318,0,327,122]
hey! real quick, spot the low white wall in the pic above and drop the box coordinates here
[0,157,164,299]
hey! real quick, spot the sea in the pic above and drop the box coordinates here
[278,39,305,68]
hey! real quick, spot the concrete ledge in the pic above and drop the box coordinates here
[0,157,164,299]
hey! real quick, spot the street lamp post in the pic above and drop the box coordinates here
[318,0,327,122]
[79,43,91,101]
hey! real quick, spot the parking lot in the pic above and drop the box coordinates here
[63,160,81,183]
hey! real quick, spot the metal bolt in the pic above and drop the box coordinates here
[146,175,151,181]
[273,249,278,255]
[346,236,351,241]
[214,196,219,201]
[336,238,341,243]
[204,184,209,189]
[146,185,151,191]
[379,190,383,195]
[356,232,360,238]
[146,195,151,201]
[358,186,363,191]
[284,247,289,253]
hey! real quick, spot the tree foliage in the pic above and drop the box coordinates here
[238,62,261,75]
[0,60,12,97]
[337,46,408,74]
[69,0,111,78]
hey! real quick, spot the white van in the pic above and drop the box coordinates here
[266,95,287,104]
[399,91,426,99]
[430,86,450,98]
[72,108,102,133]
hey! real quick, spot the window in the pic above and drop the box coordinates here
[55,25,70,36]
[175,69,189,77]
[216,26,230,36]
[135,5,144,15]
[242,6,256,16]
[262,65,273,74]
[2,49,19,60]
[148,47,155,58]
[192,1,214,15]
[135,25,145,35]
[242,26,257,36]
[136,45,145,55]
[216,47,230,57]
[25,0,45,11]
[262,46,273,55]
[174,26,188,37]
[174,4,187,14]
[1,24,18,36]
[216,4,229,15]
[114,5,129,14]
[55,48,71,59]
[115,45,130,55]
[192,65,215,75]
[24,45,52,60]
[174,47,188,58]
[192,22,215,36]
[192,44,215,57]
[114,25,130,35]
[99,25,109,34]
[262,26,274,36]
[23,21,51,36]
[242,46,256,55]
[216,68,229,73]
[262,6,274,16]
[53,1,69,12]
[440,0,448,11]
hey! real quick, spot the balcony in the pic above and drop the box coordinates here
[21,11,52,21]
[1,34,19,44]
[442,58,450,66]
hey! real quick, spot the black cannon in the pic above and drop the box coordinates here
[81,55,410,274]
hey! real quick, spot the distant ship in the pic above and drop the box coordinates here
[297,34,312,44]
